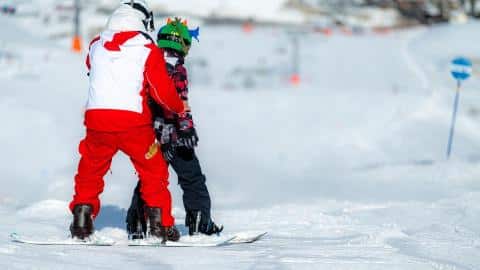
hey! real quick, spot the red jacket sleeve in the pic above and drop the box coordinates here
[86,36,100,72]
[144,44,185,114]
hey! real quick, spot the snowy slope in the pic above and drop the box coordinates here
[1,12,480,270]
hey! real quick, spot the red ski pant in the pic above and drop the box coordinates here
[69,126,175,226]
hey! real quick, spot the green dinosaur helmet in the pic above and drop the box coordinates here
[157,18,192,56]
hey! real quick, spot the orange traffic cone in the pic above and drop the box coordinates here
[242,22,254,33]
[321,28,333,36]
[72,35,82,53]
[290,74,301,86]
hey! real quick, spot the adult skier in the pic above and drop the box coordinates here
[69,1,184,242]
[126,18,223,239]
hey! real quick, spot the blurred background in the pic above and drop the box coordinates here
[1,1,480,269]
[2,0,479,207]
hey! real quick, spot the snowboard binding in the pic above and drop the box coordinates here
[186,210,224,236]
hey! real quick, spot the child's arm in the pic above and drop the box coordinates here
[144,45,185,114]
[172,60,191,111]
[172,59,198,149]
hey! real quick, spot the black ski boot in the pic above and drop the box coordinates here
[126,194,147,240]
[127,219,146,240]
[186,210,223,236]
[161,226,181,242]
[70,204,94,240]
[145,207,180,242]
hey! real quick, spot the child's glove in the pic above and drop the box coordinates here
[161,143,176,163]
[154,117,177,163]
[177,113,198,149]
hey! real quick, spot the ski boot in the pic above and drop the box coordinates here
[186,210,223,236]
[126,202,147,240]
[70,204,94,240]
[145,207,180,242]
[127,219,146,240]
[161,226,181,242]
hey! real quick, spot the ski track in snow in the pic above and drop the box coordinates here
[401,27,431,92]
[1,13,480,270]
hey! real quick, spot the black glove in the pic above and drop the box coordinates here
[177,113,198,149]
[154,117,177,163]
[161,143,176,163]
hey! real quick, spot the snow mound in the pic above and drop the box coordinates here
[17,200,69,220]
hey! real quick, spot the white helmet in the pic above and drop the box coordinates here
[107,0,155,32]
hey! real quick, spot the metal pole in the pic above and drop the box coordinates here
[292,34,299,76]
[74,0,79,37]
[289,33,301,85]
[72,0,82,52]
[446,81,461,159]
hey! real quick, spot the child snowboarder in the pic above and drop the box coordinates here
[126,18,223,239]
[70,1,184,242]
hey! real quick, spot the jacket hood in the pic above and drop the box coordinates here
[106,5,146,32]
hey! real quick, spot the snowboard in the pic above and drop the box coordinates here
[128,231,268,247]
[10,233,115,246]
[228,231,268,244]
[128,235,236,247]
[10,231,267,247]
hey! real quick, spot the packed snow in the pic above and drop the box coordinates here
[1,7,480,270]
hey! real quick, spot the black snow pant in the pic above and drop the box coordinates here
[126,147,212,228]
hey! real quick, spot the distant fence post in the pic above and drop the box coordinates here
[72,0,82,53]
[288,32,301,86]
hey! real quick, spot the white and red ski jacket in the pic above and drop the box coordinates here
[84,30,185,132]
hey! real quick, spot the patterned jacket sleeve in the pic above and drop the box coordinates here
[172,64,189,102]
[144,44,185,114]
